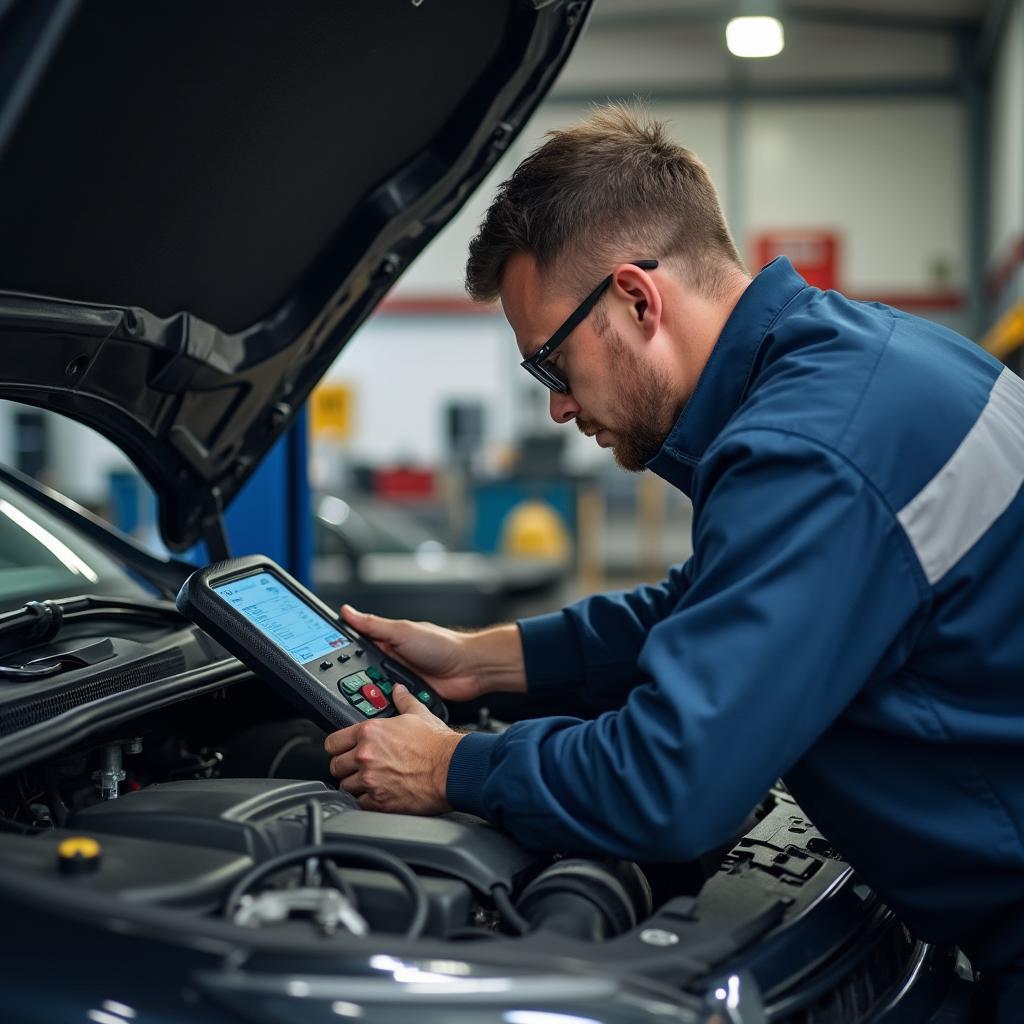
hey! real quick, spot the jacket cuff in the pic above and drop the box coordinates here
[445,731,501,818]
[518,611,585,694]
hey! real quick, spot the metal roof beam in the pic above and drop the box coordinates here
[589,4,977,34]
[550,78,961,104]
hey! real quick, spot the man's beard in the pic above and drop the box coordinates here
[576,330,681,472]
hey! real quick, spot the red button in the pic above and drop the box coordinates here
[359,683,388,710]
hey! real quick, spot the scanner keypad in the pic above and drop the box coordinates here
[337,665,433,717]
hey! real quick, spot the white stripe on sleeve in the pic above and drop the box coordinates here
[898,366,1024,585]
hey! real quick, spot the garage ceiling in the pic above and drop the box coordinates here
[590,1,990,23]
[553,0,1000,100]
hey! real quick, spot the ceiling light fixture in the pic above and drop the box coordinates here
[726,12,785,59]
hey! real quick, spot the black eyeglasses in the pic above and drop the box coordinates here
[520,260,659,394]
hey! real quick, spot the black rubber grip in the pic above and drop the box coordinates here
[176,555,446,731]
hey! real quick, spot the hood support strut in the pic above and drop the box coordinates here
[201,490,231,563]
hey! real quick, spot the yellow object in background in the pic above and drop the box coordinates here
[983,302,1024,363]
[311,382,354,440]
[501,499,571,560]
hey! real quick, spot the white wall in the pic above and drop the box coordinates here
[744,100,965,293]
[330,310,626,473]
[319,315,519,469]
[0,402,133,507]
[46,413,133,505]
[398,94,967,300]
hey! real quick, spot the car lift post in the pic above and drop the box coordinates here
[220,409,312,586]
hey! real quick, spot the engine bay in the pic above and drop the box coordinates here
[0,621,943,1020]
[0,691,724,944]
[0,688,887,945]
[0,740,854,957]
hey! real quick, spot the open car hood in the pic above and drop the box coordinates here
[0,0,590,551]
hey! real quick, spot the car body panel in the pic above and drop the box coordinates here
[0,0,590,551]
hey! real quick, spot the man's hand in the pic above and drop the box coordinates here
[341,605,527,701]
[325,684,464,814]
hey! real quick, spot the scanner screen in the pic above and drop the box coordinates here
[214,571,351,664]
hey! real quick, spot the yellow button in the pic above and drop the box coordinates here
[58,836,101,860]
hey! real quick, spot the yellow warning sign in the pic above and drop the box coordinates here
[311,383,354,440]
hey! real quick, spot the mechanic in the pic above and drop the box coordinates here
[324,104,1024,1015]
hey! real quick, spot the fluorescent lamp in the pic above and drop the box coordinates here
[726,16,784,58]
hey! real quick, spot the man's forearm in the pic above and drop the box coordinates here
[466,623,527,695]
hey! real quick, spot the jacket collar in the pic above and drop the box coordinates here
[646,257,808,493]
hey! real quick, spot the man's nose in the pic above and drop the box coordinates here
[549,389,579,424]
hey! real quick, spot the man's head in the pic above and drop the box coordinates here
[466,103,749,471]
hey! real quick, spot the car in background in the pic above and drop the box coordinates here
[0,1,975,1021]
[313,493,567,627]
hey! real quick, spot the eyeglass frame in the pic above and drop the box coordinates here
[519,259,659,394]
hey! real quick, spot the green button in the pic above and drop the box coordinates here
[416,690,432,705]
[377,678,393,696]
[366,666,383,681]
[353,699,381,717]
[341,671,373,693]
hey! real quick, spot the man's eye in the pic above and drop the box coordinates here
[544,357,569,386]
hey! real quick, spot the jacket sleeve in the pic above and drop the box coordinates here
[518,560,694,702]
[446,430,927,860]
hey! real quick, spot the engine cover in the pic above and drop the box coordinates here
[71,778,539,893]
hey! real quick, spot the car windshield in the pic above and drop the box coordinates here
[0,478,150,611]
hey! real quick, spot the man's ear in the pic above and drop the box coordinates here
[610,263,662,341]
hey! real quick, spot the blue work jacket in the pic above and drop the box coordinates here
[447,257,1024,971]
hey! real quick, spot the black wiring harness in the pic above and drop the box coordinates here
[222,801,537,941]
[223,802,429,938]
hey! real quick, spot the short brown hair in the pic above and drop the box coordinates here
[465,103,743,304]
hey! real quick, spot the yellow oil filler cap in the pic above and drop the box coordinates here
[57,836,102,874]
[500,499,570,560]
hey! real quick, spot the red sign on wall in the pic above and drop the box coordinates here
[373,467,435,501]
[753,230,839,291]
